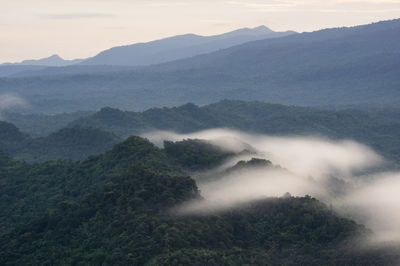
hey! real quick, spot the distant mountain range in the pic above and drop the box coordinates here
[0,55,84,77]
[80,26,295,66]
[0,26,295,77]
[0,19,399,113]
[2,54,84,67]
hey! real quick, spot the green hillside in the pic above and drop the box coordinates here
[70,100,400,163]
[0,124,120,162]
[1,137,397,265]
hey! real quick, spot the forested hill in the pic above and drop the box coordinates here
[3,100,400,163]
[3,110,93,137]
[0,123,120,162]
[0,136,184,233]
[0,136,398,265]
[69,100,400,163]
[0,121,27,154]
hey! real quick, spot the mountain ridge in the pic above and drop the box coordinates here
[0,25,295,77]
[79,25,295,66]
[0,19,399,112]
[2,54,84,67]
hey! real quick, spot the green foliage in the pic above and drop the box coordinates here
[70,100,400,163]
[0,121,25,142]
[164,139,235,171]
[232,158,273,169]
[3,111,92,137]
[0,186,393,265]
[0,121,27,154]
[70,103,219,137]
[0,136,398,265]
[0,124,120,162]
[17,126,120,162]
[0,149,12,167]
[4,100,400,164]
[0,136,179,234]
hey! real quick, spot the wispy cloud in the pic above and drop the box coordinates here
[336,0,400,3]
[224,0,400,12]
[147,2,190,7]
[142,129,400,244]
[39,13,116,20]
[201,19,232,27]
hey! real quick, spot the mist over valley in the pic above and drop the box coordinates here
[1,13,400,265]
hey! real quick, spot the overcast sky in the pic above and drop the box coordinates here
[1,0,400,62]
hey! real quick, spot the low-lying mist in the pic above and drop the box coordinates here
[0,93,28,118]
[144,129,400,244]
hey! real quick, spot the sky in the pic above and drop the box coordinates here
[1,0,400,63]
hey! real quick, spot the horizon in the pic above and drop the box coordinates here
[0,24,281,64]
[1,0,400,63]
[1,18,398,65]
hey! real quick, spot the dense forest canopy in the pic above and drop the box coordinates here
[1,136,399,265]
[1,100,400,168]
[1,101,400,264]
[4,100,399,164]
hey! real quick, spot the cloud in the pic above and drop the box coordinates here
[143,129,400,244]
[178,167,325,213]
[224,0,400,13]
[39,13,116,20]
[144,129,382,179]
[147,2,190,7]
[339,173,400,243]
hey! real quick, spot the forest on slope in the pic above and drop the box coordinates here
[3,100,400,164]
[69,100,400,163]
[2,100,400,264]
[1,137,399,265]
[0,121,119,162]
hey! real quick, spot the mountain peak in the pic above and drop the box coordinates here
[220,25,275,38]
[47,54,63,60]
[253,25,273,32]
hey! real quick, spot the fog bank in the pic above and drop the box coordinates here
[144,129,400,244]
